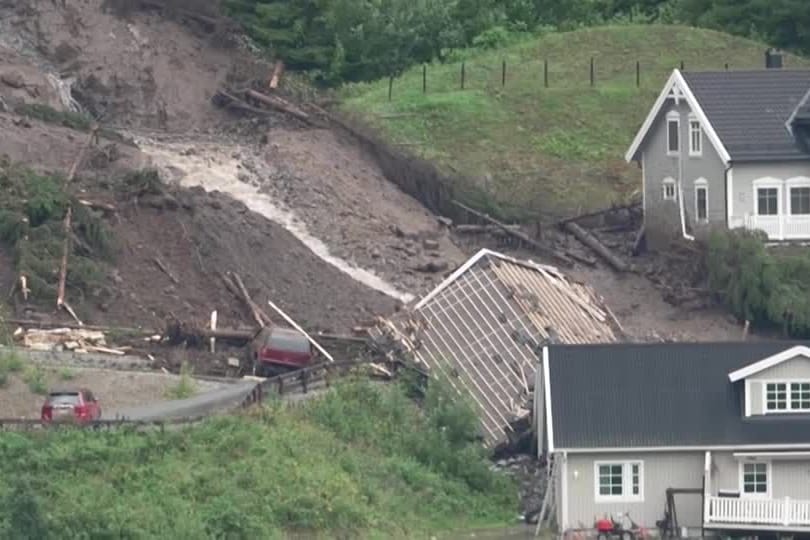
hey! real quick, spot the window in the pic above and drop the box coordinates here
[667,116,680,155]
[791,187,810,215]
[765,382,810,412]
[595,462,643,501]
[689,118,702,156]
[663,178,677,201]
[695,179,708,222]
[741,462,769,496]
[757,188,779,216]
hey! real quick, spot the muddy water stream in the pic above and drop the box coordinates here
[136,139,414,303]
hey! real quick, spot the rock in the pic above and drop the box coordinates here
[0,71,25,89]
[422,238,440,251]
[370,248,381,259]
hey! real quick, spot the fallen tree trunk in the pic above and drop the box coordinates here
[229,272,272,328]
[245,89,314,126]
[165,321,256,346]
[557,201,641,227]
[269,61,284,90]
[562,221,628,272]
[451,200,574,267]
[453,224,522,234]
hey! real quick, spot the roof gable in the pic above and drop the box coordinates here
[625,69,730,164]
[728,345,810,382]
[547,342,810,451]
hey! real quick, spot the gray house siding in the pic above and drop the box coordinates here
[710,452,810,500]
[560,452,704,530]
[641,101,726,247]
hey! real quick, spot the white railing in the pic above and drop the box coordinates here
[737,214,810,241]
[707,496,810,527]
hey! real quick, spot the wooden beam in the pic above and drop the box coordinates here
[266,300,334,363]
[562,221,628,272]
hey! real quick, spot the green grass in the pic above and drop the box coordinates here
[57,367,76,381]
[165,361,197,399]
[14,103,95,132]
[0,381,516,538]
[0,352,24,388]
[22,365,48,395]
[343,25,810,218]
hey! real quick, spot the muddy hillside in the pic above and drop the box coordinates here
[0,0,466,335]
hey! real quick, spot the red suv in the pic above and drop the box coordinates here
[41,388,102,424]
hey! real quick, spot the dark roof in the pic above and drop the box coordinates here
[548,341,810,449]
[682,70,810,161]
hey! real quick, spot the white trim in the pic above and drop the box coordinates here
[414,248,561,309]
[678,177,695,241]
[543,346,555,453]
[662,177,677,201]
[689,115,703,157]
[728,345,810,382]
[667,112,681,157]
[641,152,646,213]
[560,452,569,530]
[734,451,810,459]
[625,69,731,164]
[704,522,810,533]
[745,379,752,417]
[594,460,644,503]
[727,167,734,226]
[786,177,810,216]
[738,459,772,499]
[695,177,709,223]
[786,87,810,136]
[704,451,712,521]
[558,443,810,454]
[761,379,810,414]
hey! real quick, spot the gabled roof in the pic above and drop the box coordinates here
[370,248,621,447]
[626,69,810,163]
[682,70,810,161]
[625,69,730,164]
[728,345,810,382]
[547,341,810,451]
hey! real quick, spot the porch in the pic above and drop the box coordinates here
[705,495,810,532]
[730,214,810,241]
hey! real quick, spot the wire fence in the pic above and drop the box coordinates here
[382,56,759,101]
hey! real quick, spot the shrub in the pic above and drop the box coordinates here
[22,366,48,395]
[707,229,810,336]
[165,362,197,399]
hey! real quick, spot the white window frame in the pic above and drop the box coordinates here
[688,115,702,157]
[753,178,782,217]
[694,178,708,223]
[786,177,810,216]
[594,461,644,503]
[666,111,680,157]
[738,460,771,499]
[663,177,677,201]
[762,380,810,413]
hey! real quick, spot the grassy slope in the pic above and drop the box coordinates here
[342,25,810,218]
[0,381,516,539]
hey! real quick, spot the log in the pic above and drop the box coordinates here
[450,200,574,267]
[556,201,641,227]
[632,225,646,256]
[152,257,179,284]
[269,61,284,90]
[229,272,269,328]
[563,221,628,272]
[244,89,314,126]
[78,199,116,213]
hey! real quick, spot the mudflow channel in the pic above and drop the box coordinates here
[136,138,414,303]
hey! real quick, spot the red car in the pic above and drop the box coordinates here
[41,388,102,424]
[248,326,315,377]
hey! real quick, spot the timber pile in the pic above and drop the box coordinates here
[642,240,712,308]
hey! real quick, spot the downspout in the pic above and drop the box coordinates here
[677,146,695,241]
[723,164,732,229]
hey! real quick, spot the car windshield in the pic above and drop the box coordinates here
[47,393,80,406]
[269,330,311,354]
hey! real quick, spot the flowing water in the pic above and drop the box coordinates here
[136,139,414,303]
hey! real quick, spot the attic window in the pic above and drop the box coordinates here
[667,113,680,156]
[765,382,810,412]
[689,118,702,156]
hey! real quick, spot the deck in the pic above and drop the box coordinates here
[705,496,810,532]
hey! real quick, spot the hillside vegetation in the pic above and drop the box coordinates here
[0,381,516,539]
[342,25,810,219]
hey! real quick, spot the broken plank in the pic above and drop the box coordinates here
[266,300,334,363]
[450,200,574,267]
[229,272,268,328]
[562,221,628,272]
[85,345,126,356]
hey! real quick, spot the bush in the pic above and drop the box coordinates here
[707,229,810,335]
[22,366,48,395]
[165,362,197,399]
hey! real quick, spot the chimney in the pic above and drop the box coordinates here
[766,48,784,69]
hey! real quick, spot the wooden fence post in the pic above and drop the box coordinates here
[590,57,595,87]
[461,62,465,90]
[388,76,393,101]
[422,64,427,93]
[502,59,506,87]
[544,59,548,88]
[680,60,685,70]
[636,60,640,87]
